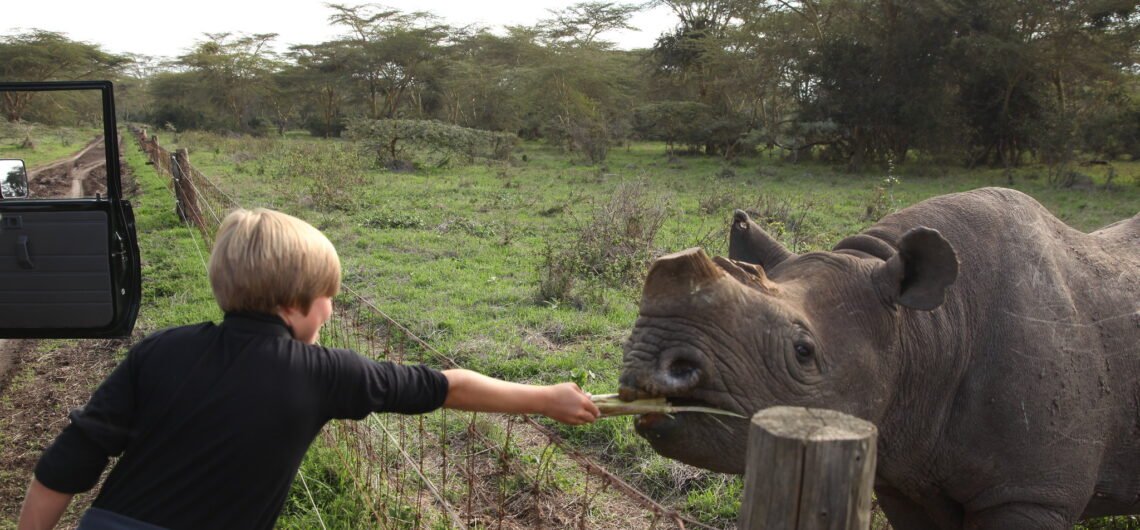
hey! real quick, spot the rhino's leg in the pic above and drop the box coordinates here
[962,503,1071,530]
[875,485,957,530]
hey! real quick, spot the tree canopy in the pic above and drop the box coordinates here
[3,0,1137,166]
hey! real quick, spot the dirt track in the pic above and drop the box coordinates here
[26,137,108,199]
[0,340,14,388]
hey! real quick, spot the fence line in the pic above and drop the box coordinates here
[128,126,713,529]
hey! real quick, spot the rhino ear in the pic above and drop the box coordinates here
[874,227,958,311]
[729,209,795,269]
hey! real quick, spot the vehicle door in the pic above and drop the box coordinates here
[0,80,141,338]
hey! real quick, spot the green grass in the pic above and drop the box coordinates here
[122,134,222,330]
[147,131,1140,528]
[0,125,102,169]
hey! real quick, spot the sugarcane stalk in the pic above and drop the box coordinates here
[590,393,745,419]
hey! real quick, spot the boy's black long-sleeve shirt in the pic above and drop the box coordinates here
[34,312,449,530]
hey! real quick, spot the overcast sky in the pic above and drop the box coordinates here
[5,0,679,59]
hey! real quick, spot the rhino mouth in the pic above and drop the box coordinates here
[617,382,753,472]
[618,386,747,422]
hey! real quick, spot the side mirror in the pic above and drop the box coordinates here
[1,159,29,199]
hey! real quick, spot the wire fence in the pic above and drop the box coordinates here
[129,126,719,530]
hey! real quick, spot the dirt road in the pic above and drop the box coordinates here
[26,137,108,199]
[0,340,13,387]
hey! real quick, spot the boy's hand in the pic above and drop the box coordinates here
[541,383,600,425]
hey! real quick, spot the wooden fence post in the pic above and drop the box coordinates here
[171,148,201,229]
[738,406,877,530]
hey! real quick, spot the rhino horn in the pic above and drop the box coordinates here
[713,255,778,293]
[642,248,726,303]
[729,209,794,269]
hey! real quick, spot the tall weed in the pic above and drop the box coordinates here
[537,180,671,304]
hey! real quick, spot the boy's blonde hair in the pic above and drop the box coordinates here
[209,208,341,315]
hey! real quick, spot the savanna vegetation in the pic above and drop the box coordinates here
[2,0,1139,527]
[3,0,1139,173]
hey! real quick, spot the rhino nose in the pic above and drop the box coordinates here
[621,348,705,397]
[663,353,701,391]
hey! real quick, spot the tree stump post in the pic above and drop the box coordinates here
[738,406,877,530]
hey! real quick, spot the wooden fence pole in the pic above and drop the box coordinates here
[738,406,877,530]
[171,148,200,229]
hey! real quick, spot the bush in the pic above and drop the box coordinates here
[537,180,671,304]
[633,101,713,156]
[346,118,519,169]
[277,143,368,212]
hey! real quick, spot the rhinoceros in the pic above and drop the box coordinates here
[618,187,1139,529]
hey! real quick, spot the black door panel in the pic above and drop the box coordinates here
[0,81,141,338]
[0,210,114,328]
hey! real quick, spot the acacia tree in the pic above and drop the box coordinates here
[438,29,545,131]
[646,0,774,155]
[175,32,283,132]
[538,1,641,48]
[795,1,963,167]
[326,4,451,120]
[0,30,130,122]
[115,53,166,124]
[516,2,645,162]
[1016,0,1139,167]
[286,42,354,136]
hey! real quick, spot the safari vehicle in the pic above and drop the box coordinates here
[0,80,141,338]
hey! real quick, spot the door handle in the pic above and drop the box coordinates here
[17,234,34,269]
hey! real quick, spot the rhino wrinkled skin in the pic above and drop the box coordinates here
[619,187,1139,529]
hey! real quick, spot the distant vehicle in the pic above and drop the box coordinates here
[0,81,141,338]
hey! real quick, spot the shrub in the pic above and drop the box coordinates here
[745,193,823,252]
[346,118,519,169]
[633,101,713,156]
[537,243,576,303]
[361,212,426,230]
[277,143,368,212]
[537,180,671,304]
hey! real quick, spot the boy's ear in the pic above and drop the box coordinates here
[276,304,300,324]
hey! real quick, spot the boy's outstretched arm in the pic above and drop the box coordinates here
[17,478,72,530]
[442,369,599,425]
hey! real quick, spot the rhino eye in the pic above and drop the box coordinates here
[793,342,814,364]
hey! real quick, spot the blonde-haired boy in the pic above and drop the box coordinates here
[19,208,599,530]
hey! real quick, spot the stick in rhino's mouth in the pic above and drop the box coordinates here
[620,385,739,411]
[615,386,747,431]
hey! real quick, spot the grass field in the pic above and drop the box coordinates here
[163,132,1138,394]
[0,124,102,169]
